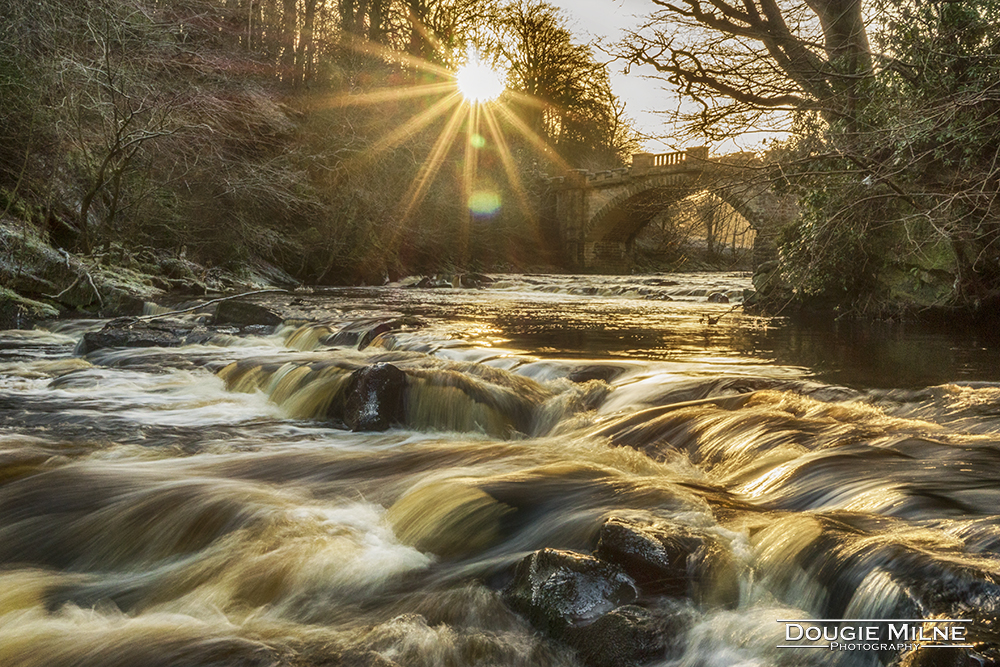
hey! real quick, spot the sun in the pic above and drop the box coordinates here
[455,58,504,103]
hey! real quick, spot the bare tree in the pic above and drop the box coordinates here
[63,5,178,253]
[616,0,872,140]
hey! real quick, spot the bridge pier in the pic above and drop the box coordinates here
[583,241,629,273]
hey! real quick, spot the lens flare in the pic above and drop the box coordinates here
[456,59,504,103]
[469,190,501,217]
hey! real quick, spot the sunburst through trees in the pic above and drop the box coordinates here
[0,0,639,281]
[314,0,637,269]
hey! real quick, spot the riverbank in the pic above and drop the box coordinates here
[0,215,302,328]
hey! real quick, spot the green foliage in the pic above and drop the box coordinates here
[761,0,1000,312]
[778,178,893,308]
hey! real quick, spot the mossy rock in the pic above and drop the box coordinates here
[0,288,61,329]
[883,266,955,308]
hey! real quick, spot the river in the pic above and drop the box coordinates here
[0,272,998,667]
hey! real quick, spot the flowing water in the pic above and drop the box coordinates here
[1,272,999,667]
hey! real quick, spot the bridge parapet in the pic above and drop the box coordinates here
[544,147,712,187]
[632,147,710,174]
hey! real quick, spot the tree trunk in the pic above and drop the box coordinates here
[281,0,297,84]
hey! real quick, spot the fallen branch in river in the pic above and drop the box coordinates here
[137,288,289,321]
[701,303,742,326]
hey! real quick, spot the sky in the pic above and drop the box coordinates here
[544,0,675,149]
[543,0,765,155]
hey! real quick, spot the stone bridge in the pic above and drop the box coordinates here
[542,147,796,270]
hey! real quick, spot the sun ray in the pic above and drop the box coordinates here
[492,104,573,174]
[481,104,535,219]
[481,105,551,256]
[404,13,451,69]
[507,90,550,110]
[325,82,457,108]
[396,100,468,226]
[344,92,463,172]
[458,103,482,264]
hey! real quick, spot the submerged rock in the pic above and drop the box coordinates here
[707,292,730,303]
[344,363,408,431]
[327,319,397,350]
[567,364,625,383]
[595,517,740,607]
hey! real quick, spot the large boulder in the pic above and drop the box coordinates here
[213,300,283,328]
[502,548,637,636]
[502,549,685,666]
[78,319,187,354]
[595,517,740,607]
[344,363,408,431]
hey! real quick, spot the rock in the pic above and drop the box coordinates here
[567,364,625,383]
[751,261,782,294]
[594,517,740,607]
[213,300,283,328]
[460,273,494,288]
[502,548,637,637]
[78,319,187,355]
[503,549,689,666]
[344,363,408,431]
[707,292,730,303]
[0,288,61,330]
[327,319,395,350]
[562,604,679,667]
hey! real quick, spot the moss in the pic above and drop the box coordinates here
[0,286,61,329]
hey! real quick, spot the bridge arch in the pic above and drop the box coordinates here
[544,151,797,270]
[587,175,770,245]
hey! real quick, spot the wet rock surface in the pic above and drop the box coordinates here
[595,517,740,607]
[562,604,684,667]
[344,362,408,431]
[502,548,638,635]
[502,548,689,666]
[497,516,745,665]
[78,319,190,355]
[212,300,283,327]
